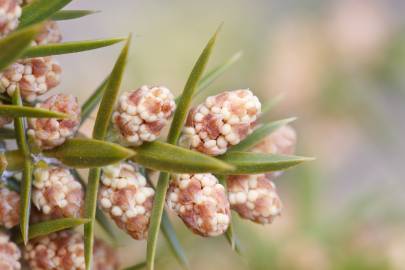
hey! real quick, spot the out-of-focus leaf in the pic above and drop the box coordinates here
[0,128,15,139]
[85,37,131,270]
[22,38,125,58]
[43,138,135,168]
[2,150,24,171]
[123,262,147,270]
[219,152,314,175]
[161,212,190,270]
[71,169,118,241]
[0,24,42,72]
[228,117,297,152]
[51,10,99,21]
[0,104,68,118]
[12,89,32,245]
[176,51,242,103]
[92,37,130,140]
[147,26,221,270]
[81,75,110,124]
[19,0,72,28]
[260,92,285,118]
[130,141,233,174]
[14,218,89,243]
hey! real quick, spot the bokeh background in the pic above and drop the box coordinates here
[59,0,405,269]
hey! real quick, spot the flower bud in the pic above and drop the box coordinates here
[0,0,22,38]
[252,125,297,155]
[93,239,120,270]
[28,94,80,150]
[99,162,155,240]
[0,187,20,228]
[227,174,282,224]
[34,21,62,45]
[166,173,230,237]
[113,85,176,146]
[180,89,261,156]
[0,232,21,270]
[32,165,84,219]
[0,57,62,102]
[0,101,12,127]
[252,125,297,178]
[24,230,85,270]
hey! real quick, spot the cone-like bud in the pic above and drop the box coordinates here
[34,21,62,45]
[0,232,21,270]
[0,187,20,228]
[0,57,62,102]
[0,100,12,127]
[166,173,231,236]
[227,174,282,224]
[32,165,84,219]
[93,239,120,270]
[0,0,21,38]
[24,230,84,270]
[180,89,261,156]
[252,125,297,178]
[28,94,80,150]
[99,162,155,240]
[252,125,297,155]
[24,231,118,270]
[112,85,176,146]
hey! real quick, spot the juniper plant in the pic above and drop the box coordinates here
[0,1,312,269]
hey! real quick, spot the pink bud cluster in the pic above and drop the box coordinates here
[0,232,21,270]
[32,165,84,219]
[28,94,81,150]
[0,187,19,228]
[166,173,231,236]
[180,89,261,156]
[99,162,155,240]
[113,85,176,146]
[0,57,62,102]
[0,0,21,38]
[227,174,282,224]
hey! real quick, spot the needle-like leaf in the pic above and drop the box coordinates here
[218,152,314,175]
[0,104,68,118]
[22,38,125,58]
[147,26,220,270]
[71,169,118,241]
[260,92,285,118]
[123,262,147,270]
[19,0,73,28]
[0,23,42,72]
[14,218,90,244]
[43,138,135,168]
[12,89,32,245]
[51,10,99,21]
[228,117,297,152]
[84,37,131,270]
[81,74,110,125]
[130,141,233,174]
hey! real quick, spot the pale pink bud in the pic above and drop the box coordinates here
[0,0,21,38]
[113,85,176,146]
[227,174,282,224]
[99,162,155,240]
[180,89,261,155]
[0,232,21,270]
[166,173,231,237]
[32,165,84,220]
[0,187,19,228]
[28,94,80,150]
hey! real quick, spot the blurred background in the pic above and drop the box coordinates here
[59,0,405,269]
